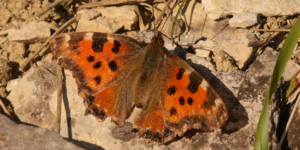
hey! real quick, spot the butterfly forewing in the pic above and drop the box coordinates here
[50,32,145,125]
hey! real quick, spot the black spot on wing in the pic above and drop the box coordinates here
[167,86,176,95]
[93,76,101,84]
[179,97,185,105]
[187,97,193,105]
[87,56,95,62]
[108,60,118,71]
[187,73,202,94]
[93,62,101,69]
[92,33,108,53]
[170,107,177,116]
[112,40,121,53]
[176,68,185,80]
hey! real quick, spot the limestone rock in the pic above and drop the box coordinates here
[0,115,83,150]
[229,12,260,28]
[217,33,258,69]
[158,17,185,38]
[202,0,300,20]
[76,17,122,33]
[175,34,203,47]
[7,21,52,43]
[77,6,138,32]
[96,6,138,31]
[212,51,238,72]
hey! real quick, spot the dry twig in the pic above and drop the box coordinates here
[193,45,221,52]
[252,29,291,32]
[78,0,164,10]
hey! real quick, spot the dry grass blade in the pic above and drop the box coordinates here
[20,15,81,72]
[134,5,146,31]
[78,0,164,10]
[253,29,291,32]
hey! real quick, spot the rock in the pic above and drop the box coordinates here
[287,102,300,150]
[217,33,258,69]
[202,0,300,20]
[194,39,217,58]
[229,12,260,28]
[248,47,300,81]
[76,17,122,33]
[77,9,101,21]
[0,115,83,150]
[96,6,138,31]
[0,58,11,98]
[195,50,211,58]
[7,21,51,43]
[0,58,11,87]
[158,17,185,38]
[0,9,12,25]
[175,34,203,47]
[186,53,216,72]
[76,6,138,33]
[212,51,238,72]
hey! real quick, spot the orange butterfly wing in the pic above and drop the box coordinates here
[133,49,228,143]
[51,32,145,125]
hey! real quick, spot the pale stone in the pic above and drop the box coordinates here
[202,0,300,20]
[218,33,258,69]
[229,12,259,28]
[0,115,83,150]
[6,79,20,91]
[76,17,122,33]
[158,17,185,38]
[77,9,101,21]
[175,34,203,47]
[195,49,211,58]
[95,6,138,30]
[7,21,51,43]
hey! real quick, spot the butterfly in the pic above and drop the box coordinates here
[49,31,228,143]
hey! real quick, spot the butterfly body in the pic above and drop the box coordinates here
[50,32,228,143]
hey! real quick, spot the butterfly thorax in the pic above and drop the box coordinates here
[142,36,167,70]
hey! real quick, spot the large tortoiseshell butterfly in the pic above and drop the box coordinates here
[50,31,228,143]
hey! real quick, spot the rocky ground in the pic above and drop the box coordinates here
[0,0,300,149]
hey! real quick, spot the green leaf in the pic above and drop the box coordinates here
[254,17,300,150]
